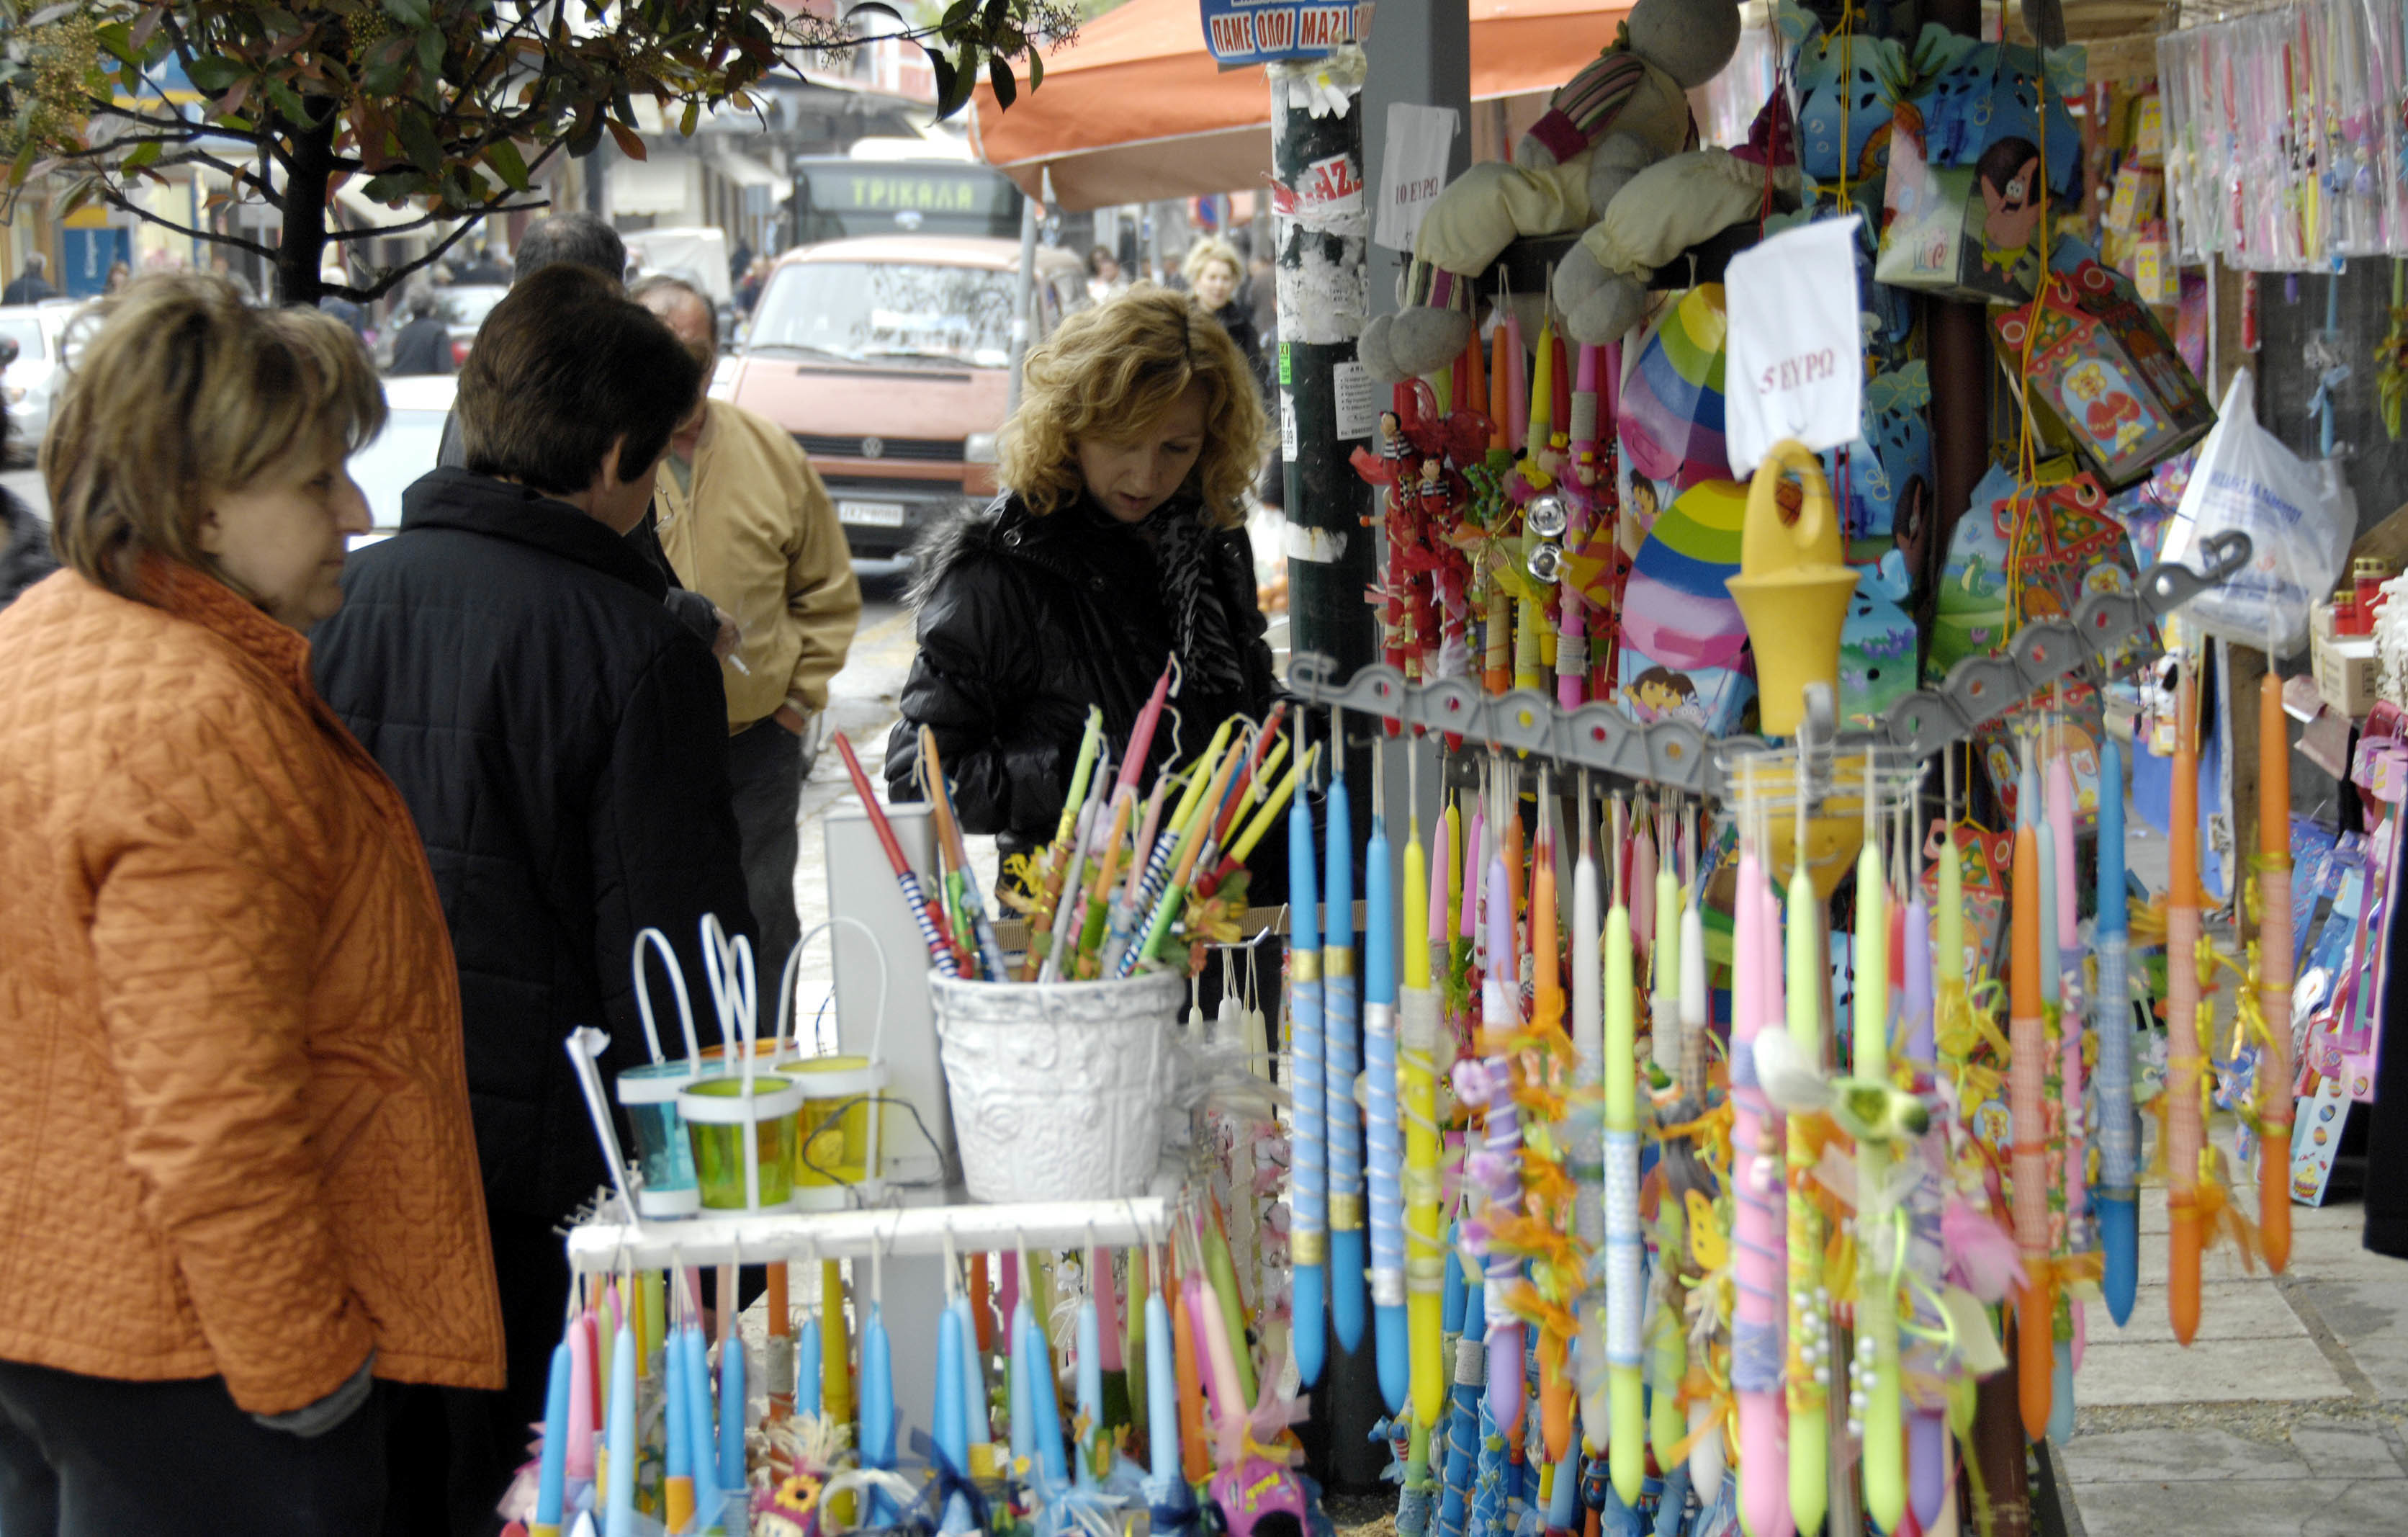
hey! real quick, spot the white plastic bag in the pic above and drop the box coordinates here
[2161,368,2355,658]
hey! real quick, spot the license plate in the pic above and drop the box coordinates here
[837,500,907,528]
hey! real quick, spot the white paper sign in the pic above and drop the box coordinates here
[1373,102,1460,252]
[1333,359,1380,439]
[1722,214,1865,477]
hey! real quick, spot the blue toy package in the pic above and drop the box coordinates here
[1902,27,2085,195]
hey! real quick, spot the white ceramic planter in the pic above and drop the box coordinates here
[931,969,1183,1202]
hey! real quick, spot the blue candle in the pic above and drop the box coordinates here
[603,1320,636,1536]
[1144,1289,1180,1485]
[1025,1312,1069,1484]
[2097,734,2138,1325]
[718,1320,747,1495]
[796,1314,822,1417]
[935,1305,972,1531]
[1009,1299,1035,1469]
[533,1336,572,1533]
[951,1295,988,1451]
[861,1303,895,1521]
[662,1313,692,1533]
[1289,786,1327,1388]
[1325,748,1366,1355]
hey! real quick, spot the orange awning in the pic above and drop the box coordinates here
[970,0,1630,210]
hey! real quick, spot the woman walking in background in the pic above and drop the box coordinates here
[0,276,503,1536]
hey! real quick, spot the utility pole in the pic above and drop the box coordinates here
[1271,45,1378,683]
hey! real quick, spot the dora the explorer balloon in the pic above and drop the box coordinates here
[1357,0,1741,382]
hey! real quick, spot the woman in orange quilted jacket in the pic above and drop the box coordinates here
[0,277,504,1536]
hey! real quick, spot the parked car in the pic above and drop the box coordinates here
[346,374,457,544]
[433,282,510,369]
[0,301,86,462]
[727,236,1089,559]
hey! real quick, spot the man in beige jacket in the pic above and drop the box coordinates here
[634,277,861,972]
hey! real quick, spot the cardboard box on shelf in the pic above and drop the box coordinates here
[2314,601,2381,717]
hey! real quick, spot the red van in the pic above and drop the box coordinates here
[727,235,1089,558]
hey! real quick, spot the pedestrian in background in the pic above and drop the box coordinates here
[313,264,752,1533]
[1087,244,1128,303]
[387,290,454,376]
[1180,236,1265,395]
[884,287,1277,882]
[102,260,130,295]
[0,275,502,1535]
[2,254,56,305]
[633,273,861,980]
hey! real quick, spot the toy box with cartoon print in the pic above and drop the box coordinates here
[1992,251,2216,488]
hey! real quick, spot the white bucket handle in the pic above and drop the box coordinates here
[631,926,701,1067]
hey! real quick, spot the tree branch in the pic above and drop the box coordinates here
[90,186,276,261]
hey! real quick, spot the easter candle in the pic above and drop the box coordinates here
[533,1335,573,1537]
[2259,669,2295,1273]
[2167,666,2204,1346]
[1401,784,1447,1430]
[603,1319,636,1537]
[2011,823,2054,1437]
[2095,736,2139,1326]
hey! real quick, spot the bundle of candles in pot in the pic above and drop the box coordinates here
[507,1204,1334,1537]
[834,659,1308,983]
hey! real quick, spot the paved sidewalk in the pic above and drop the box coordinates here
[2062,1187,2408,1535]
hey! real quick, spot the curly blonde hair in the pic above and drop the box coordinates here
[999,285,1267,529]
[45,274,384,601]
[1180,236,1244,290]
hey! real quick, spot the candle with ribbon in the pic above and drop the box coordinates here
[1733,802,1787,1537]
[1853,772,1905,1533]
[1326,710,1367,1356]
[1467,771,1526,1438]
[2011,810,2053,1438]
[2167,665,2205,1345]
[1900,860,1950,1531]
[1365,752,1409,1412]
[2259,667,2296,1272]
[1527,779,1572,1466]
[1601,800,1645,1507]
[2095,735,2139,1325]
[1771,777,1820,1537]
[935,1303,974,1533]
[1290,743,1329,1387]
[1401,755,1448,1433]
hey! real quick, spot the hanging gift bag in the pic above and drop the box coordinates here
[2161,368,2355,657]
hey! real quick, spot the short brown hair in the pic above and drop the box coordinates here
[43,274,383,600]
[457,264,701,496]
[999,285,1267,528]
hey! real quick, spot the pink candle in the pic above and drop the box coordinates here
[566,1309,598,1481]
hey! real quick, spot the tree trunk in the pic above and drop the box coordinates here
[273,101,340,308]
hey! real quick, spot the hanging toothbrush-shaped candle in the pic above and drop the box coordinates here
[1601,794,1647,1510]
[2258,662,2296,1273]
[1782,768,1825,1537]
[1726,775,1784,1537]
[2095,735,2139,1325]
[2010,738,2054,1438]
[1452,758,1526,1441]
[1366,748,1411,1412]
[2167,663,2206,1345]
[1851,758,1905,1534]
[1290,714,1329,1388]
[1401,751,1450,1433]
[1326,707,1369,1359]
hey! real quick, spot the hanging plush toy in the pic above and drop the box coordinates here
[1358,0,1743,382]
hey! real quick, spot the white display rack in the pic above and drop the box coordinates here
[565,1183,1184,1275]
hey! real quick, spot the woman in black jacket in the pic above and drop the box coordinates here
[886,287,1278,877]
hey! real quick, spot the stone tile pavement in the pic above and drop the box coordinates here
[2060,1188,2408,1536]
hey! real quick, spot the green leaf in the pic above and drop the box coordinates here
[485,136,530,192]
[363,55,405,97]
[264,75,310,127]
[359,171,420,203]
[926,51,956,112]
[1027,47,1042,91]
[988,53,1015,112]
[934,44,979,120]
[942,0,975,28]
[382,0,431,28]
[416,27,444,80]
[679,99,698,137]
[94,22,138,68]
[397,110,442,174]
[122,140,162,169]
[185,55,245,92]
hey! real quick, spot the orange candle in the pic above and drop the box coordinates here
[2259,671,2294,1273]
[1170,1266,1209,1483]
[2010,823,2052,1438]
[969,1252,993,1354]
[2167,667,2204,1344]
